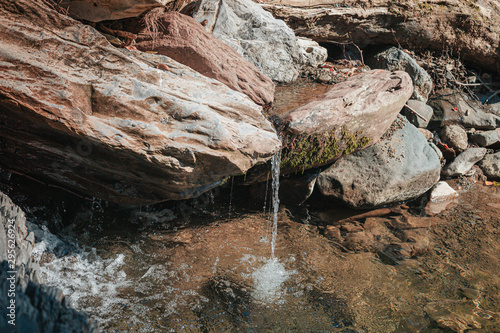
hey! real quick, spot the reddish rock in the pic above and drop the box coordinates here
[134,12,275,106]
[0,0,280,205]
[61,0,172,22]
[279,70,413,172]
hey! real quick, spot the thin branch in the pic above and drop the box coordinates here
[404,103,428,122]
[454,80,500,88]
[485,89,500,105]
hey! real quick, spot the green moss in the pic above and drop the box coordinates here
[341,128,372,155]
[280,127,372,172]
[281,128,340,172]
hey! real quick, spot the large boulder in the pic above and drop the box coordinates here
[134,12,275,106]
[261,0,500,75]
[279,70,413,173]
[61,0,172,22]
[316,117,441,209]
[193,0,326,83]
[0,0,280,205]
[478,151,500,180]
[367,47,433,103]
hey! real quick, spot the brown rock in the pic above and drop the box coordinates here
[440,124,468,153]
[134,12,275,106]
[261,0,500,74]
[279,70,413,172]
[61,0,172,22]
[417,128,433,141]
[325,225,342,242]
[0,0,280,205]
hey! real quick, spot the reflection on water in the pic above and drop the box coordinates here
[23,180,500,332]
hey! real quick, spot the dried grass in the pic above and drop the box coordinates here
[41,0,69,15]
[141,7,166,47]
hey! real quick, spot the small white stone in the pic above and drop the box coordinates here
[429,181,459,203]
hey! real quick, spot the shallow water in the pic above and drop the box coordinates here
[24,181,500,332]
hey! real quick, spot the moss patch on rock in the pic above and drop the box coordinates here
[280,127,372,171]
[341,128,372,155]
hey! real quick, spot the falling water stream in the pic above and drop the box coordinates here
[270,149,281,260]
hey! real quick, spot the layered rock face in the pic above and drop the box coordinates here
[193,0,327,83]
[134,12,275,106]
[317,117,441,209]
[261,0,500,74]
[0,0,280,205]
[60,0,172,22]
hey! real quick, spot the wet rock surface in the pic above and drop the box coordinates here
[317,116,441,209]
[0,0,280,205]
[0,191,98,332]
[6,172,499,332]
[133,11,275,106]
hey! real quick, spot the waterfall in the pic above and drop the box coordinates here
[270,149,281,260]
[251,148,290,303]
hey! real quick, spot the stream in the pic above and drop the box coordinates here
[5,79,500,332]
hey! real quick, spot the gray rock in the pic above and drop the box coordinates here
[442,148,487,177]
[0,261,99,333]
[470,129,500,147]
[0,191,97,332]
[478,151,500,180]
[194,0,316,83]
[429,142,443,160]
[440,124,468,152]
[316,117,441,209]
[367,47,433,102]
[401,100,433,128]
[430,89,500,130]
[296,37,328,68]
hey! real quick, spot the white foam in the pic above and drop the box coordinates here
[252,257,291,303]
[27,221,130,323]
